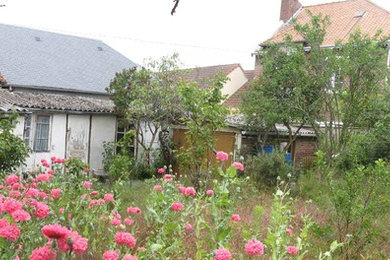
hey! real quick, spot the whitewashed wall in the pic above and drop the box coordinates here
[89,115,116,170]
[14,112,116,172]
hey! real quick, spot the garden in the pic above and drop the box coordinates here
[2,14,390,259]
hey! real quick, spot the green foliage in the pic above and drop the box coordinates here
[102,141,115,173]
[106,54,181,166]
[317,152,390,258]
[107,131,135,181]
[244,152,295,187]
[64,157,89,175]
[175,74,228,188]
[0,112,30,174]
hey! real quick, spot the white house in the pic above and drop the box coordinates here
[0,24,137,172]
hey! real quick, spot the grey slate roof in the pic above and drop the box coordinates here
[0,88,114,113]
[0,24,137,93]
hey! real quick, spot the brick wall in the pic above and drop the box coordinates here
[294,136,317,168]
[280,0,302,22]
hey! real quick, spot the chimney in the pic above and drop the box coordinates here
[280,0,302,23]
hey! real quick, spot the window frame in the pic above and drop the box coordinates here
[33,115,51,152]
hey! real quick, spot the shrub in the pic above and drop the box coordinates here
[0,112,30,174]
[244,152,295,187]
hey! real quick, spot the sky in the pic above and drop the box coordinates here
[0,0,389,70]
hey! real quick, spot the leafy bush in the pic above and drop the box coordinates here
[0,112,30,174]
[244,152,295,187]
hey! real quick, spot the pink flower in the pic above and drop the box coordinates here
[41,223,70,239]
[26,188,39,197]
[230,214,240,222]
[184,187,196,196]
[179,186,186,195]
[11,209,31,222]
[30,246,56,260]
[0,223,20,241]
[36,173,52,182]
[206,189,214,196]
[171,202,184,211]
[245,240,264,255]
[33,201,50,219]
[124,218,134,226]
[72,236,88,253]
[51,188,61,198]
[153,185,162,192]
[90,190,99,196]
[123,255,138,260]
[111,218,121,226]
[185,223,193,231]
[59,208,65,213]
[163,174,173,182]
[50,156,56,161]
[232,162,244,171]
[214,248,232,260]
[157,168,165,174]
[104,193,114,201]
[127,207,141,214]
[47,169,53,175]
[137,247,146,252]
[286,228,293,236]
[82,181,91,189]
[3,198,22,214]
[0,218,9,228]
[5,175,20,185]
[103,250,120,260]
[115,231,136,248]
[216,151,229,161]
[286,246,298,255]
[8,190,21,198]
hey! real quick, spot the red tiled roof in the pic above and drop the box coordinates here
[179,63,241,88]
[266,0,390,46]
[224,70,256,108]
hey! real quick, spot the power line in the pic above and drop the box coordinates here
[6,23,250,54]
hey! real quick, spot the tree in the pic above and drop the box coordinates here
[242,13,390,164]
[0,111,30,174]
[175,73,228,188]
[106,54,181,167]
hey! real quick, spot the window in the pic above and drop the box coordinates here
[23,114,32,145]
[33,115,50,152]
[116,119,135,158]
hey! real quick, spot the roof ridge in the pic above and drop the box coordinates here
[184,63,240,70]
[0,22,104,43]
[301,0,352,9]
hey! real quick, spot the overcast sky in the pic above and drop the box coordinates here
[0,0,389,70]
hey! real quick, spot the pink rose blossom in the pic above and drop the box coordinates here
[114,231,136,248]
[206,189,214,196]
[33,201,50,219]
[36,173,52,182]
[157,168,165,174]
[3,198,22,214]
[47,169,53,175]
[0,223,20,241]
[8,190,21,198]
[185,223,193,231]
[111,219,121,226]
[286,228,293,236]
[163,174,173,182]
[90,190,99,196]
[26,188,39,197]
[11,209,31,222]
[41,223,70,239]
[286,246,298,255]
[59,208,65,213]
[82,181,91,189]
[232,162,244,171]
[50,156,56,161]
[153,185,162,192]
[51,188,61,198]
[214,248,232,260]
[124,218,134,226]
[137,247,146,252]
[103,250,120,260]
[216,151,229,161]
[127,207,141,214]
[184,187,196,196]
[179,186,186,195]
[5,175,19,185]
[104,193,114,201]
[230,214,240,222]
[171,202,184,211]
[123,255,138,260]
[245,240,264,255]
[30,246,57,260]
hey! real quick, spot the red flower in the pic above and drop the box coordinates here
[30,246,56,260]
[114,231,136,248]
[171,202,184,211]
[41,223,70,239]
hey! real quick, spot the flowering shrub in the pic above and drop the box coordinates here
[0,151,340,259]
